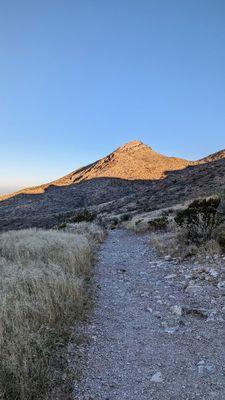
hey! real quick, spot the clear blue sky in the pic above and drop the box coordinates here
[0,0,225,193]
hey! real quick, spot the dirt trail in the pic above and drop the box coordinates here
[73,229,225,399]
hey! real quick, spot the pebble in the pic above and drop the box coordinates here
[209,268,219,278]
[164,274,177,279]
[170,305,182,316]
[150,371,163,383]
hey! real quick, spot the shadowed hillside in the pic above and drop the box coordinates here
[0,141,190,201]
[0,141,225,231]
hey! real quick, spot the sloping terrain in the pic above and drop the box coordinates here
[0,141,190,201]
[199,149,225,163]
[73,229,225,399]
[0,141,225,231]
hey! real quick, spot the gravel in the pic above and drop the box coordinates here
[73,229,225,399]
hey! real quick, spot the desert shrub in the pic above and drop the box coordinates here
[72,209,96,223]
[135,219,142,226]
[174,197,222,244]
[109,217,119,229]
[148,217,169,231]
[0,226,104,400]
[57,209,96,225]
[57,222,67,230]
[120,213,131,222]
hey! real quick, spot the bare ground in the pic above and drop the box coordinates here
[72,229,225,400]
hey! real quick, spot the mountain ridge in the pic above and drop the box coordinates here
[199,148,225,163]
[0,140,191,201]
[1,140,225,231]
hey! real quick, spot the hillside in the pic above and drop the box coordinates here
[199,148,225,163]
[1,140,225,231]
[0,140,190,201]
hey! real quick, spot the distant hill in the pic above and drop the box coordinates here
[1,140,225,231]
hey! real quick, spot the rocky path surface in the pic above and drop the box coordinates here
[73,229,225,399]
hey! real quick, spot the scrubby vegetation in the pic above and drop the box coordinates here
[72,209,96,223]
[125,210,171,233]
[150,197,225,259]
[147,216,169,231]
[57,209,96,228]
[126,196,225,259]
[0,224,105,400]
[119,213,131,222]
[174,197,222,244]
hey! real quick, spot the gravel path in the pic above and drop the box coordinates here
[73,229,225,399]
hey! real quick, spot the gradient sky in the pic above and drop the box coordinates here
[0,0,225,194]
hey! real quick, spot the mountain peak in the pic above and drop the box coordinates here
[118,140,152,152]
[122,140,144,147]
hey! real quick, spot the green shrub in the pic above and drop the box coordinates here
[148,217,169,231]
[57,222,67,230]
[175,197,222,244]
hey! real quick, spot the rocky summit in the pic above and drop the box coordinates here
[0,140,225,231]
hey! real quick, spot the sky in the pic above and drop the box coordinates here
[0,0,225,194]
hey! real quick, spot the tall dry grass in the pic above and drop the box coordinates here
[66,221,106,244]
[0,224,104,399]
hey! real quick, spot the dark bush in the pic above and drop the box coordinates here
[148,217,169,231]
[120,213,131,222]
[175,197,222,244]
[57,222,67,230]
[72,209,96,223]
[110,217,119,230]
[135,219,142,226]
[57,209,96,225]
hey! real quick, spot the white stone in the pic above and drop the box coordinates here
[170,305,182,316]
[165,274,177,279]
[150,371,163,382]
[164,327,178,334]
[208,268,218,278]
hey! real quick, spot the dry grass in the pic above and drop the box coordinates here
[150,229,222,260]
[124,204,187,234]
[0,224,104,400]
[125,204,223,260]
[66,222,106,244]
